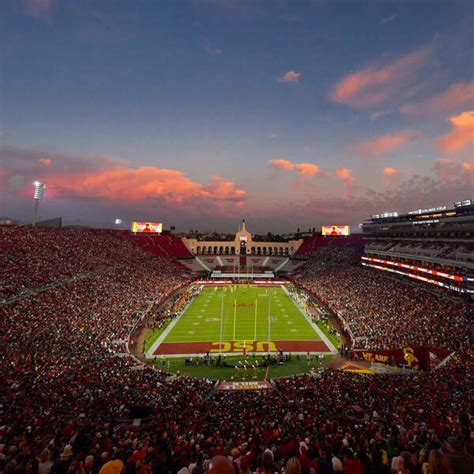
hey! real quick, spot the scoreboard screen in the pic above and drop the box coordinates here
[131,221,163,233]
[322,225,350,236]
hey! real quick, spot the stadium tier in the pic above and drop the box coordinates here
[1,221,472,474]
[361,199,474,295]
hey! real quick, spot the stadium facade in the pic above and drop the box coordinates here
[361,199,474,296]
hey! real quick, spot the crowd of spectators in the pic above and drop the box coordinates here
[0,227,157,302]
[1,227,472,474]
[299,247,472,351]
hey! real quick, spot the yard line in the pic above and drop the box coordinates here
[233,297,237,340]
[254,298,258,340]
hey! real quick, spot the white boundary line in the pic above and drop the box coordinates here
[195,256,211,272]
[281,284,337,353]
[145,287,202,358]
[146,351,332,359]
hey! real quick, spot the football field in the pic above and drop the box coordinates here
[147,285,336,356]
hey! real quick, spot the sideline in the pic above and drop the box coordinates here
[281,284,337,353]
[145,285,202,358]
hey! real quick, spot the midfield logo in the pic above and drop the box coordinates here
[209,340,277,353]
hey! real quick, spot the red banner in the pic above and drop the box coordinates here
[353,346,452,371]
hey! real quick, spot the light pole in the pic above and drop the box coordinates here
[32,181,46,226]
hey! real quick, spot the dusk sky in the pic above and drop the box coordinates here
[1,0,473,233]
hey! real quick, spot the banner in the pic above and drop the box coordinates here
[353,346,453,371]
[217,380,273,391]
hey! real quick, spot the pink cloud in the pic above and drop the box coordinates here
[434,157,474,183]
[336,167,355,184]
[330,46,431,108]
[0,145,247,215]
[355,130,419,157]
[269,159,320,178]
[44,167,246,210]
[269,159,295,171]
[279,70,301,83]
[383,167,401,177]
[294,163,320,177]
[401,81,474,115]
[39,158,52,167]
[437,111,474,153]
[463,161,474,172]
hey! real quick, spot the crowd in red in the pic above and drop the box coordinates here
[1,227,472,474]
[299,247,472,351]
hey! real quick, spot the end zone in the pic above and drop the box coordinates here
[150,339,332,357]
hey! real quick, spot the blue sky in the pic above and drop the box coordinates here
[1,0,473,232]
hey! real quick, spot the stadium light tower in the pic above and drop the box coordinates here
[32,181,46,226]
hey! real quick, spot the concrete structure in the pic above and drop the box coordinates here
[182,220,303,256]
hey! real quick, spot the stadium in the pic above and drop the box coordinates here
[2,199,473,473]
[1,2,474,474]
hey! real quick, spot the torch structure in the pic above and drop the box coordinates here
[32,181,46,226]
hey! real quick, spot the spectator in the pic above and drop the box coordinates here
[427,450,452,474]
[285,458,301,474]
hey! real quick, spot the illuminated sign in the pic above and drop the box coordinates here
[408,206,446,215]
[239,235,248,242]
[361,256,464,281]
[371,212,398,219]
[413,219,439,225]
[361,262,470,293]
[322,225,350,236]
[454,199,473,208]
[131,221,163,233]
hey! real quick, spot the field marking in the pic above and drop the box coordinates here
[281,285,337,353]
[254,297,258,340]
[148,286,336,358]
[233,298,237,340]
[145,291,200,358]
[148,350,329,359]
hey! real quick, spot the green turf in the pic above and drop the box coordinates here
[142,321,172,352]
[163,285,322,343]
[315,319,340,349]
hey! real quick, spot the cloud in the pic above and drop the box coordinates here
[401,81,474,115]
[369,110,391,121]
[268,168,473,232]
[354,130,420,157]
[279,70,301,83]
[383,167,401,177]
[436,111,474,153]
[380,14,398,25]
[330,46,432,108]
[39,158,52,167]
[336,167,356,184]
[269,159,295,172]
[20,0,55,18]
[434,157,474,183]
[269,159,320,178]
[0,145,246,216]
[295,163,320,177]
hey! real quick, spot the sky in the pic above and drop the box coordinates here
[0,0,473,233]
